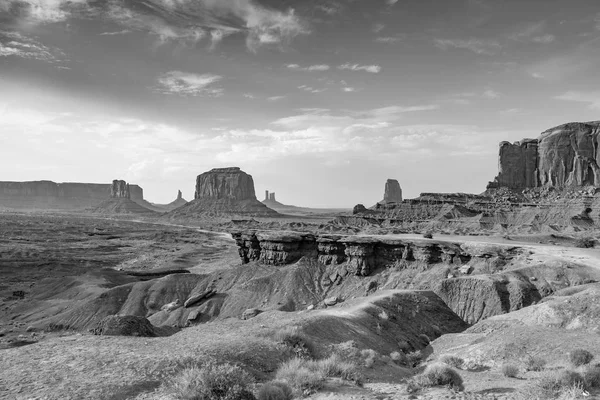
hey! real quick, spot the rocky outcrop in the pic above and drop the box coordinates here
[489,121,600,189]
[382,179,403,203]
[91,315,156,337]
[167,167,279,218]
[195,167,256,200]
[434,275,541,324]
[232,231,486,276]
[111,180,130,199]
[0,181,146,210]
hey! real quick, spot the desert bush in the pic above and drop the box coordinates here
[582,365,600,388]
[406,350,423,367]
[316,354,363,385]
[166,362,255,400]
[407,363,464,392]
[360,349,377,368]
[275,358,325,395]
[574,237,595,248]
[524,355,547,371]
[569,349,594,367]
[423,232,433,239]
[439,354,464,369]
[520,370,585,399]
[501,363,519,378]
[273,326,317,359]
[256,381,293,400]
[390,351,406,364]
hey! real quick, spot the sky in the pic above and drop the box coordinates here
[1,0,600,207]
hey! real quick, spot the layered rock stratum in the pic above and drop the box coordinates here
[167,167,279,218]
[489,121,600,189]
[110,180,130,199]
[381,179,403,203]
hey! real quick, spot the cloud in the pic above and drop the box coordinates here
[267,96,285,101]
[375,36,402,43]
[338,63,382,73]
[0,31,65,63]
[385,0,399,5]
[434,38,501,55]
[297,85,326,94]
[3,0,309,51]
[342,87,356,92]
[482,89,500,99]
[555,91,600,109]
[286,64,330,71]
[372,23,385,33]
[509,21,555,44]
[155,71,223,96]
[99,30,132,36]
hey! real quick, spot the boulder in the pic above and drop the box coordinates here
[184,289,216,308]
[161,300,181,312]
[324,296,339,306]
[91,315,156,337]
[353,204,367,214]
[241,308,261,320]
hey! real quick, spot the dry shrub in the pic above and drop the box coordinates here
[406,350,423,367]
[582,365,600,388]
[574,237,595,248]
[569,349,594,367]
[524,355,547,371]
[407,362,464,392]
[439,354,464,369]
[360,349,377,368]
[390,351,406,364]
[256,381,293,400]
[166,362,255,400]
[519,370,585,400]
[273,327,317,359]
[501,363,519,378]
[315,354,362,383]
[275,358,324,395]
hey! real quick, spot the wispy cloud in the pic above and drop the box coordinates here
[342,87,356,92]
[375,36,403,44]
[267,96,285,101]
[287,64,330,72]
[509,21,555,44]
[446,90,500,104]
[155,71,223,96]
[434,38,501,55]
[0,31,65,63]
[298,85,327,94]
[2,0,309,51]
[338,63,382,73]
[555,91,600,109]
[99,30,132,36]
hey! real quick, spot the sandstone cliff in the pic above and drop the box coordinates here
[381,179,403,203]
[0,180,146,210]
[167,167,279,218]
[111,180,130,199]
[489,121,600,189]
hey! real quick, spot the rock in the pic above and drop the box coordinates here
[184,290,216,308]
[195,167,256,200]
[177,190,182,200]
[161,300,181,312]
[241,308,261,320]
[187,309,201,321]
[306,305,315,311]
[382,179,403,203]
[111,180,130,199]
[91,315,156,337]
[324,296,338,306]
[458,265,472,275]
[353,204,367,214]
[489,121,600,189]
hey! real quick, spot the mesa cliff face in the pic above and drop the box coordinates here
[167,167,278,218]
[111,180,130,199]
[382,179,403,203]
[490,121,600,189]
[0,181,145,210]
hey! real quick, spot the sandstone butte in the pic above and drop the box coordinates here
[381,179,403,203]
[489,120,600,189]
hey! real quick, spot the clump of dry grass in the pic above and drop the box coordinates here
[501,363,519,378]
[518,370,586,400]
[390,351,406,365]
[406,350,423,367]
[406,362,464,393]
[275,354,363,395]
[256,381,293,400]
[166,361,255,400]
[569,349,594,367]
[273,326,317,359]
[582,365,600,388]
[360,349,377,368]
[524,355,547,372]
[438,354,464,369]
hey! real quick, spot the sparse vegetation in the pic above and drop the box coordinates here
[574,237,595,248]
[406,362,464,392]
[524,355,547,371]
[439,354,464,369]
[166,362,255,400]
[582,365,600,388]
[569,349,594,367]
[423,232,433,239]
[519,370,585,400]
[501,363,519,378]
[360,349,377,368]
[390,351,406,364]
[256,381,293,400]
[406,350,423,367]
[275,355,363,395]
[273,326,317,359]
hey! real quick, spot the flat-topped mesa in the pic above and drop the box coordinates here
[382,179,402,203]
[489,121,600,189]
[195,167,257,200]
